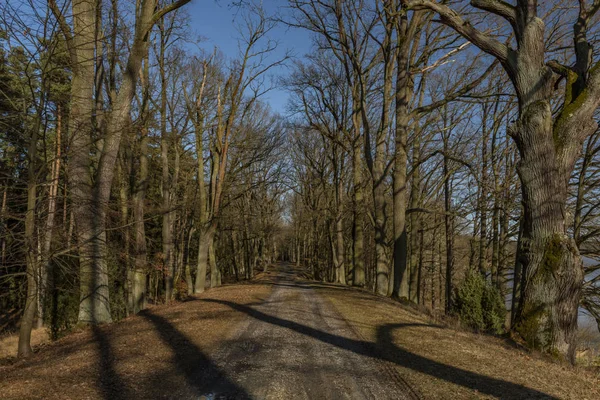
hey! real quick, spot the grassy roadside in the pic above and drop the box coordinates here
[0,279,273,400]
[317,283,600,400]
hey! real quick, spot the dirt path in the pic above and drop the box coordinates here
[5,263,596,399]
[200,264,415,399]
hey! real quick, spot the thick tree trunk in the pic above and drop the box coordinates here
[391,51,411,299]
[66,0,113,324]
[391,138,409,299]
[374,182,388,296]
[417,225,424,305]
[131,56,150,314]
[431,215,439,310]
[194,228,212,293]
[372,18,395,296]
[513,106,583,362]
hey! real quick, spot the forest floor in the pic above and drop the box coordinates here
[1,263,599,399]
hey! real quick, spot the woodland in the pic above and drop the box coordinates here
[2,0,600,372]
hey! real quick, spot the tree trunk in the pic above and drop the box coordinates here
[39,105,62,327]
[408,130,422,303]
[117,158,130,313]
[513,110,583,362]
[209,232,220,287]
[334,150,346,285]
[478,107,489,276]
[352,143,365,286]
[374,181,388,296]
[131,55,150,314]
[159,22,174,302]
[391,46,411,299]
[18,95,41,357]
[443,139,454,314]
[195,227,212,293]
[510,213,523,328]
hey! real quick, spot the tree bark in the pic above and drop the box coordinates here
[513,110,583,360]
[391,18,412,299]
[195,228,212,294]
[131,56,150,315]
[352,142,365,286]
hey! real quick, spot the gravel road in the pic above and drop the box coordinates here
[199,264,416,400]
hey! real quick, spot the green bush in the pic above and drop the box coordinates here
[454,271,506,334]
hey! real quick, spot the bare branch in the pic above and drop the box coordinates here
[470,0,516,26]
[149,0,193,31]
[414,59,500,115]
[405,0,512,65]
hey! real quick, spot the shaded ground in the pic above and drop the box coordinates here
[1,263,599,399]
[0,276,273,400]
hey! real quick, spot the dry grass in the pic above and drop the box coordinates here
[0,281,272,400]
[317,283,600,400]
[3,267,598,400]
[0,328,49,360]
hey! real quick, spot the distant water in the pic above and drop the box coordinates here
[503,256,599,334]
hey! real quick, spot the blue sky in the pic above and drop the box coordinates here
[186,0,313,115]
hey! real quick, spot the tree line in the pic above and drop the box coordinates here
[283,0,600,364]
[0,0,288,358]
[3,0,600,366]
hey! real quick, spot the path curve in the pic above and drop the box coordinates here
[200,264,417,400]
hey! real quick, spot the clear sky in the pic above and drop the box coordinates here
[186,0,313,115]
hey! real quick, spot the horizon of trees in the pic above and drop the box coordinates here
[1,0,600,366]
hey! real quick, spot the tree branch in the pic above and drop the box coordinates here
[546,60,575,77]
[405,0,512,65]
[470,0,516,26]
[149,0,193,31]
[47,0,75,64]
[414,59,499,115]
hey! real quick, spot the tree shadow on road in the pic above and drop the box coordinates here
[140,310,251,399]
[202,298,557,399]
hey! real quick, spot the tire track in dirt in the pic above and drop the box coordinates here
[200,264,417,399]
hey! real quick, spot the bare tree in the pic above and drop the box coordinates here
[406,0,600,361]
